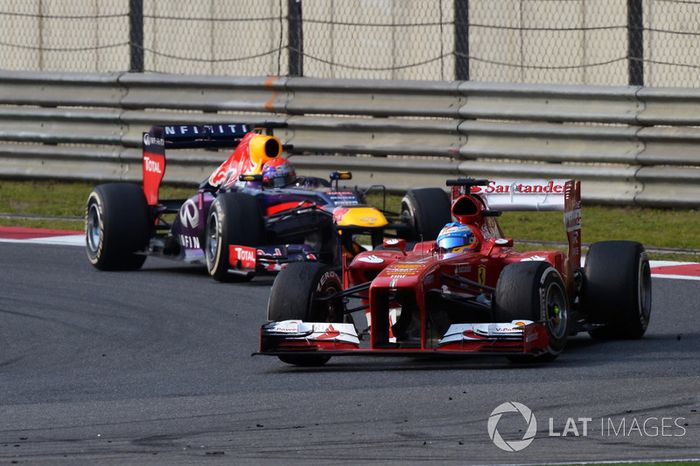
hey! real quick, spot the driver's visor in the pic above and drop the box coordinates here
[437,236,468,250]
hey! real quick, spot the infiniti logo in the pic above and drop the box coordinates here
[143,133,164,147]
[179,199,199,229]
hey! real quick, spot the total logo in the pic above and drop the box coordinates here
[144,155,163,174]
[234,247,256,263]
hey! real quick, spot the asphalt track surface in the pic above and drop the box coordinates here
[0,242,698,465]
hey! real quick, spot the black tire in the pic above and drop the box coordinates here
[494,261,569,362]
[267,262,345,366]
[582,241,652,339]
[205,192,264,282]
[85,183,150,271]
[400,188,451,241]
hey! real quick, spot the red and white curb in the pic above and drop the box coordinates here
[647,260,700,282]
[0,226,84,246]
[1,226,699,281]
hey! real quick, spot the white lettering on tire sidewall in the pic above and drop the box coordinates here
[207,201,225,274]
[86,192,105,265]
[316,270,341,294]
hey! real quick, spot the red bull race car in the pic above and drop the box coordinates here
[259,178,652,365]
[85,122,451,281]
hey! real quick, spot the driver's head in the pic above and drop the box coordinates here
[436,222,478,253]
[262,158,296,188]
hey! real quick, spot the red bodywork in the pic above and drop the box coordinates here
[260,179,582,358]
[356,243,561,352]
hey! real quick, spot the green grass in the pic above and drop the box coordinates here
[0,217,86,231]
[1,180,698,262]
[0,180,195,231]
[500,207,700,251]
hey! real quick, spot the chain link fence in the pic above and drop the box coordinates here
[2,0,700,86]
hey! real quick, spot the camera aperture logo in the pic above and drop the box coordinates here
[487,401,688,452]
[487,402,538,452]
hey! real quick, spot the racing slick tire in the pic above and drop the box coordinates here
[267,262,345,366]
[400,188,451,241]
[582,241,651,340]
[493,261,569,362]
[205,192,264,282]
[85,183,150,271]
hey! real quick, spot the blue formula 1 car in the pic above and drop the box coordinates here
[85,122,452,281]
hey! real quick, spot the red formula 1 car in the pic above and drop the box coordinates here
[259,178,652,366]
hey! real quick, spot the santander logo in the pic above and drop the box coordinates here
[471,180,564,194]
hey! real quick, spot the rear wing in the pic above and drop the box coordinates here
[450,178,582,291]
[464,179,575,212]
[141,122,286,205]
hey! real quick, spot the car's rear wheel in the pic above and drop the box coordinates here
[400,188,451,241]
[494,261,569,362]
[205,192,264,282]
[85,183,150,270]
[582,241,651,339]
[267,262,345,366]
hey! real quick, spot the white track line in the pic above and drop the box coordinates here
[491,459,700,466]
[651,273,700,282]
[0,235,84,246]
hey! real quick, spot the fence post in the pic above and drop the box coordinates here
[454,0,470,81]
[288,0,304,76]
[627,0,643,86]
[129,0,144,72]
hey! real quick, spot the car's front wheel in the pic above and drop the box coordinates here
[494,261,569,362]
[267,262,346,366]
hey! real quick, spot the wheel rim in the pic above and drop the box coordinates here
[400,201,415,229]
[86,202,102,254]
[206,211,219,264]
[311,274,343,322]
[545,280,568,340]
[638,259,652,323]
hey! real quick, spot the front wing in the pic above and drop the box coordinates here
[258,320,550,357]
[228,243,318,275]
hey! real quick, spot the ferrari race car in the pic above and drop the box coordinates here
[259,178,652,365]
[85,123,451,281]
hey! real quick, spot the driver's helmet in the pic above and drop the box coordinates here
[436,222,478,253]
[262,158,296,188]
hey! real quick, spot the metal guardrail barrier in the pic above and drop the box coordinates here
[0,70,698,206]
